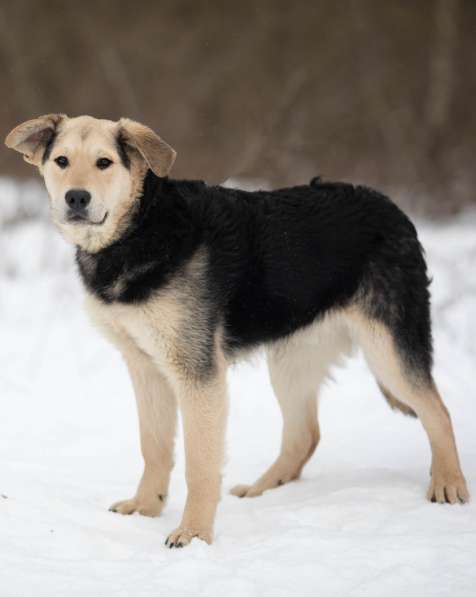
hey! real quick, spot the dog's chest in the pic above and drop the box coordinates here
[77,250,162,304]
[84,290,183,371]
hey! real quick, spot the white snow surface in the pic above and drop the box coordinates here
[1,185,475,596]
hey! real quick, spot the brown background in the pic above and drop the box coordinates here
[1,0,475,215]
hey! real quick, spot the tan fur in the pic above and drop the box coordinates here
[5,113,65,165]
[4,114,175,253]
[109,338,177,517]
[378,382,417,417]
[231,310,354,497]
[119,118,176,177]
[165,341,228,547]
[232,306,468,505]
[83,284,184,509]
[346,307,469,504]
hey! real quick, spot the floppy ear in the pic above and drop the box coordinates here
[4,113,66,166]
[118,118,176,177]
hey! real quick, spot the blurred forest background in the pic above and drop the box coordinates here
[0,0,475,216]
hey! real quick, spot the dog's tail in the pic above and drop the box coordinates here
[377,382,417,417]
[310,176,322,186]
[310,176,355,191]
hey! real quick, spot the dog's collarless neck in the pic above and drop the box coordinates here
[75,173,197,304]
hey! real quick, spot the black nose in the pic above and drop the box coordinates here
[65,189,91,211]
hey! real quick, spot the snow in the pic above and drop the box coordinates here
[1,184,475,596]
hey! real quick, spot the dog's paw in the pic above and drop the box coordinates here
[427,474,470,504]
[164,526,213,548]
[230,483,265,498]
[109,493,166,517]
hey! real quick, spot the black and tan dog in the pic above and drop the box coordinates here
[5,115,469,547]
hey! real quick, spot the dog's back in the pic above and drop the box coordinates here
[173,178,428,358]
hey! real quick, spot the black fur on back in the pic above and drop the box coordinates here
[77,171,432,379]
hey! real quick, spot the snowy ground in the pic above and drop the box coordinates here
[1,182,475,596]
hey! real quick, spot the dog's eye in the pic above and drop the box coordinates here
[54,156,69,169]
[96,158,113,170]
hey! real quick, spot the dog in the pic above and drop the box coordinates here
[5,114,469,548]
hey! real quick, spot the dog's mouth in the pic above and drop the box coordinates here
[66,212,109,226]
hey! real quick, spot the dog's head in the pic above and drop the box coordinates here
[5,114,176,251]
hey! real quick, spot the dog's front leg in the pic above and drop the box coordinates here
[165,365,228,548]
[110,347,177,517]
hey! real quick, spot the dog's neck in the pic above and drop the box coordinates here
[75,171,198,304]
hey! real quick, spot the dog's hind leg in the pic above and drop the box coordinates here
[231,316,352,498]
[109,347,177,517]
[349,308,469,504]
[378,382,417,417]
